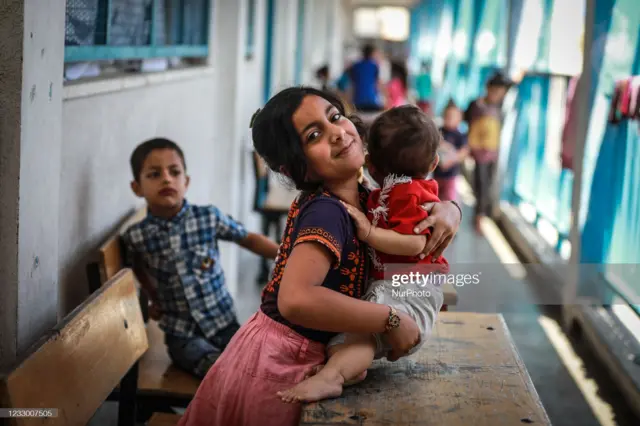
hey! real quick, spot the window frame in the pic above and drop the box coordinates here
[64,0,211,63]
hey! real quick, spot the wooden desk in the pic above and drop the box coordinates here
[301,312,550,426]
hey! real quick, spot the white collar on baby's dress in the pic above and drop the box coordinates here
[368,174,413,272]
[369,174,413,226]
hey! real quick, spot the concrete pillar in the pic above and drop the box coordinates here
[0,0,65,369]
[210,0,247,297]
[563,0,595,311]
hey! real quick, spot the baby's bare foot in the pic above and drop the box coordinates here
[277,367,344,403]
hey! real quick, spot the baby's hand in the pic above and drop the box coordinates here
[341,201,373,242]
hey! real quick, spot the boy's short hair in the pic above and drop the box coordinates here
[130,138,186,181]
[367,105,440,178]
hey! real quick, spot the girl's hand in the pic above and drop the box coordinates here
[341,201,373,242]
[385,311,421,361]
[414,201,461,259]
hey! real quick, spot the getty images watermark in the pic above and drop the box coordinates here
[388,271,481,298]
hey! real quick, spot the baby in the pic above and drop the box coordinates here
[278,105,448,403]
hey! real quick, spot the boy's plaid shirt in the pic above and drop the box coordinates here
[122,201,248,339]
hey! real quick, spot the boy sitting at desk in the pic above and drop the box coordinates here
[121,138,280,378]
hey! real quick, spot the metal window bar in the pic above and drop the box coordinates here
[64,0,209,63]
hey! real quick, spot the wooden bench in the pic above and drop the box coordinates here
[0,269,148,426]
[87,207,200,422]
[148,412,183,426]
[301,312,550,425]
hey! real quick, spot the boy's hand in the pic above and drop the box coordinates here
[341,201,373,242]
[238,233,280,260]
[149,301,163,321]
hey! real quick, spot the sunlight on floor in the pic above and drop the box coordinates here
[455,175,476,207]
[538,315,616,426]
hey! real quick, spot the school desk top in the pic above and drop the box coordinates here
[300,311,550,426]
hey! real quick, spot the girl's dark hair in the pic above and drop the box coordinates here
[251,86,366,192]
[368,105,440,178]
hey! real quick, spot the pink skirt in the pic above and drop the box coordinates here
[178,310,326,426]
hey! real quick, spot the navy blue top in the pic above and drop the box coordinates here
[261,186,370,344]
[433,127,467,179]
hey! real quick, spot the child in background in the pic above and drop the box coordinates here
[277,105,447,403]
[415,60,433,102]
[464,72,513,232]
[315,65,331,92]
[433,100,468,202]
[122,138,280,378]
[385,61,409,108]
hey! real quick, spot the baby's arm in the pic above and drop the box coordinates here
[341,201,427,257]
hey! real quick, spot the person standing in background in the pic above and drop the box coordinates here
[464,71,513,233]
[349,44,384,112]
[434,100,468,202]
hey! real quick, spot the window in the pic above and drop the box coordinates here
[246,0,256,59]
[547,0,585,75]
[64,0,210,63]
[353,6,410,42]
[511,0,544,71]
